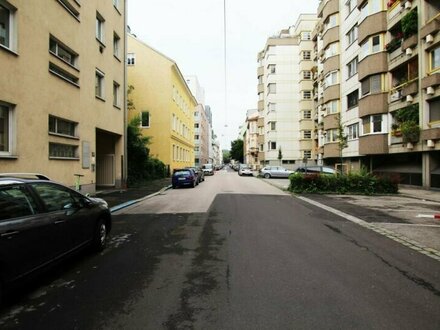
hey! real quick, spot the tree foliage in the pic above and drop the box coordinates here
[230,139,244,163]
[127,117,167,185]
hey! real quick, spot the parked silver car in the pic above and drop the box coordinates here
[238,164,253,176]
[259,166,294,178]
[295,166,336,175]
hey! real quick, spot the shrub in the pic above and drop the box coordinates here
[288,172,398,195]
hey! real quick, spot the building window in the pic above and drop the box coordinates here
[361,74,383,96]
[346,25,358,46]
[303,91,312,99]
[95,69,105,98]
[49,62,79,86]
[362,115,383,134]
[268,64,276,74]
[270,121,276,130]
[347,123,359,140]
[360,0,383,22]
[428,97,440,123]
[0,103,11,153]
[194,123,199,128]
[268,102,276,112]
[268,141,277,150]
[430,46,440,72]
[113,81,120,107]
[324,71,339,88]
[347,57,358,79]
[326,100,339,114]
[303,51,311,60]
[303,150,312,159]
[325,129,338,143]
[303,110,312,119]
[303,130,312,139]
[303,71,312,80]
[324,13,338,32]
[49,143,78,159]
[49,36,77,67]
[359,34,383,60]
[324,42,339,59]
[268,83,276,94]
[347,89,359,109]
[346,0,357,16]
[49,115,77,137]
[96,12,105,43]
[56,0,80,19]
[140,111,150,128]
[301,31,311,40]
[127,53,135,66]
[0,1,16,51]
[113,32,120,58]
[194,134,199,140]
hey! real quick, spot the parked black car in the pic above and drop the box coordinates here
[185,166,205,184]
[0,174,112,301]
[172,169,198,188]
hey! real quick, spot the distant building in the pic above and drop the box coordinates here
[256,14,318,169]
[244,109,259,169]
[0,0,127,193]
[127,34,196,172]
[185,76,209,166]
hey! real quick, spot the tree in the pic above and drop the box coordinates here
[223,150,231,164]
[127,85,135,111]
[278,147,283,165]
[230,139,244,163]
[336,114,348,175]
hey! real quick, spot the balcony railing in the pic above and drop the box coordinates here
[389,77,418,102]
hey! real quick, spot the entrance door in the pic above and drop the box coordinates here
[96,154,115,186]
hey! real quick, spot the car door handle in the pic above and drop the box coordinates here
[54,219,66,224]
[1,231,20,238]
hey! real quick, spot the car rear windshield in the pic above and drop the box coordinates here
[174,170,191,176]
[203,164,213,169]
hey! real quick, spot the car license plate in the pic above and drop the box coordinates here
[178,177,186,180]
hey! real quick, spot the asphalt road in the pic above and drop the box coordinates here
[1,170,440,329]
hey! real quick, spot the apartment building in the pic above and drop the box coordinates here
[0,0,127,193]
[185,76,210,166]
[256,14,318,169]
[243,109,259,169]
[127,34,196,172]
[314,0,440,188]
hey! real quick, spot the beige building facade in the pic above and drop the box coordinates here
[0,0,127,193]
[313,0,440,188]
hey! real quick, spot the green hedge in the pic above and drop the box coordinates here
[288,172,398,195]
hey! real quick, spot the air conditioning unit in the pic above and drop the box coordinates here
[427,86,435,95]
[427,139,435,148]
[406,95,413,102]
[404,1,412,9]
[406,47,413,56]
[426,34,434,44]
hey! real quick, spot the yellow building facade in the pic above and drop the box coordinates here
[0,0,127,193]
[127,35,196,172]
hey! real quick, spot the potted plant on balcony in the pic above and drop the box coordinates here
[387,0,397,8]
[401,121,420,149]
[391,123,402,137]
[401,9,418,39]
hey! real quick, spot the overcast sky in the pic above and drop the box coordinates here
[127,0,320,150]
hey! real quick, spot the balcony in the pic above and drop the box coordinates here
[357,0,367,9]
[258,100,264,111]
[421,15,440,40]
[323,55,339,76]
[359,93,388,117]
[257,117,264,127]
[257,135,265,145]
[257,66,264,76]
[359,134,389,155]
[358,52,388,81]
[387,0,404,28]
[323,143,339,158]
[322,26,339,50]
[421,72,440,90]
[322,0,339,22]
[323,113,339,130]
[358,11,387,44]
[421,127,440,141]
[323,84,340,103]
[257,83,264,93]
[258,152,265,161]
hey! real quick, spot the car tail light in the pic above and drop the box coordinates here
[189,175,194,180]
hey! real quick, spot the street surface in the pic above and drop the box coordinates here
[1,169,440,329]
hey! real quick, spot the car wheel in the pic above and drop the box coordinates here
[192,180,196,188]
[264,173,271,179]
[172,184,177,189]
[93,219,108,252]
